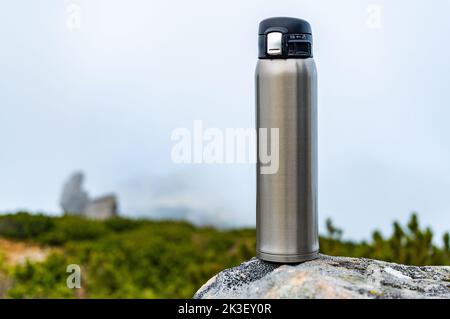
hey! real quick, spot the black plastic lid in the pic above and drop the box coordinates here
[258,17,313,59]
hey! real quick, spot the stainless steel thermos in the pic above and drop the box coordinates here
[256,17,319,263]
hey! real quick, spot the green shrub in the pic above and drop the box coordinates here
[0,212,54,239]
[0,212,448,298]
[8,254,75,299]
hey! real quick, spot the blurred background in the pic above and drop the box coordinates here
[1,0,450,299]
[1,0,450,240]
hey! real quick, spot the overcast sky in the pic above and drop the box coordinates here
[1,0,450,242]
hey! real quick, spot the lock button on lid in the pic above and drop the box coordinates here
[258,17,313,59]
[266,32,283,56]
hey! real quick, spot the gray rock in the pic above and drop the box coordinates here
[60,172,119,220]
[194,255,450,299]
[84,195,118,220]
[60,172,89,215]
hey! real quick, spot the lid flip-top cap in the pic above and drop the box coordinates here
[258,17,313,59]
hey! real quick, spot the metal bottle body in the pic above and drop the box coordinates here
[256,58,319,263]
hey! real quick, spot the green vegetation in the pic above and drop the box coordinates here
[0,212,448,298]
[321,214,450,265]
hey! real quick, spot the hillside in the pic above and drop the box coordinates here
[0,212,448,298]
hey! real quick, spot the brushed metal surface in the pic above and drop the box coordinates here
[256,58,319,263]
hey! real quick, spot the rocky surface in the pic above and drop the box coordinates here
[194,255,450,299]
[84,195,118,220]
[60,172,118,220]
[60,172,89,215]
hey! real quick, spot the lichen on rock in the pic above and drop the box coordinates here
[194,255,450,299]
